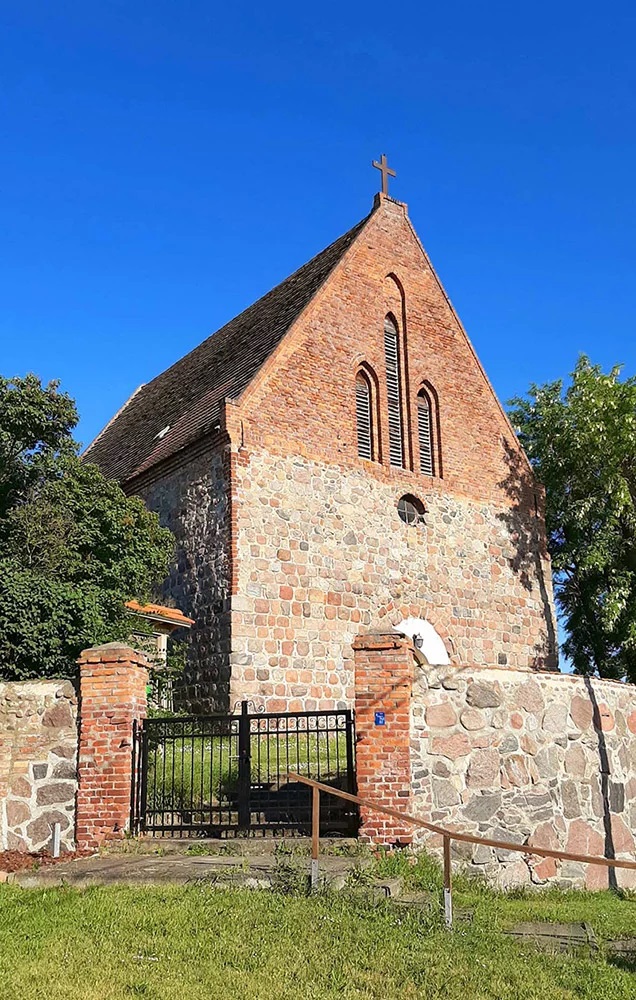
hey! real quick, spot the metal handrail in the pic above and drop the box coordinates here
[288,772,636,926]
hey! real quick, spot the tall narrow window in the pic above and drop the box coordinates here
[355,372,373,460]
[384,315,404,468]
[418,391,434,476]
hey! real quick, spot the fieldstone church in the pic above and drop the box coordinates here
[86,177,558,713]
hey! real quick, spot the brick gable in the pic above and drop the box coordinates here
[239,194,530,506]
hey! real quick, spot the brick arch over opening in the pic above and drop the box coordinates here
[416,380,443,479]
[384,271,406,320]
[354,360,383,464]
[384,274,413,470]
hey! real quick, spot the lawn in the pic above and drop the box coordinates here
[2,855,636,999]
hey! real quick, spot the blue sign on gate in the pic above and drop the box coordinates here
[374,711,386,726]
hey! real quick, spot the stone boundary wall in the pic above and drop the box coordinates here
[411,665,636,889]
[0,680,78,853]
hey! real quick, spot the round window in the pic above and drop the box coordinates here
[397,494,426,526]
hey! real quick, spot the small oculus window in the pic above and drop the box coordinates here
[397,494,426,526]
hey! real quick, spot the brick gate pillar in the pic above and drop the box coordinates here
[76,642,149,850]
[353,632,413,845]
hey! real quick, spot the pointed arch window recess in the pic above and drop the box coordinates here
[355,371,373,460]
[417,390,434,476]
[384,315,404,468]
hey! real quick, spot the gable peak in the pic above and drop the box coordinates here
[373,190,409,216]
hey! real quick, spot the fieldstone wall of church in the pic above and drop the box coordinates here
[136,444,232,712]
[229,444,555,711]
[0,680,78,854]
[411,666,636,889]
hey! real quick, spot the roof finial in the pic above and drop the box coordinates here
[372,153,396,196]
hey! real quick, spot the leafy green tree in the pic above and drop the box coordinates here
[0,373,78,521]
[509,356,636,681]
[0,375,174,680]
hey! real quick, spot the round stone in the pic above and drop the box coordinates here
[460,708,486,731]
[570,695,594,731]
[467,748,500,788]
[467,682,502,709]
[426,703,457,728]
[542,703,568,733]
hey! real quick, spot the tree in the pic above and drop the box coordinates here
[0,373,78,521]
[509,355,636,681]
[0,375,174,680]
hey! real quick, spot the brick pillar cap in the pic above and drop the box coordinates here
[77,642,150,666]
[353,631,411,651]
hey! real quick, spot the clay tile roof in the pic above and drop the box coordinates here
[125,600,195,627]
[84,211,373,483]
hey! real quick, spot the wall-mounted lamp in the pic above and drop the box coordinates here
[413,634,424,650]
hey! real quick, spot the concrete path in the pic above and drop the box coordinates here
[11,841,370,890]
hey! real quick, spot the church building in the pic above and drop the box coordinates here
[86,167,558,712]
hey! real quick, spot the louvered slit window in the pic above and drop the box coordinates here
[356,373,373,460]
[418,392,434,476]
[384,316,404,468]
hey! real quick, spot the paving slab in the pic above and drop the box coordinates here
[11,851,369,890]
[506,922,597,954]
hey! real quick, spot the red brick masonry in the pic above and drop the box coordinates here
[354,632,413,844]
[76,643,148,850]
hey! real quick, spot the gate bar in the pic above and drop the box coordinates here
[130,719,138,834]
[237,701,251,829]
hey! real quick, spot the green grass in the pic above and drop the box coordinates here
[2,855,636,999]
[146,732,347,813]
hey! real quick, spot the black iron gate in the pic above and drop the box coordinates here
[131,703,357,836]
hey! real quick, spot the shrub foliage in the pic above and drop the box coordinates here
[0,374,174,679]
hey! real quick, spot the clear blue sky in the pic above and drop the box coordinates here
[1,2,635,449]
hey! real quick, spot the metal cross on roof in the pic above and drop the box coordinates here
[372,153,396,196]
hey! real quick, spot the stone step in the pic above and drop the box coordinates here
[127,836,361,857]
[605,938,636,963]
[506,922,598,954]
[11,851,373,890]
[372,877,403,899]
[394,890,435,912]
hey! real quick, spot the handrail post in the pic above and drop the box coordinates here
[311,785,320,890]
[443,835,453,928]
